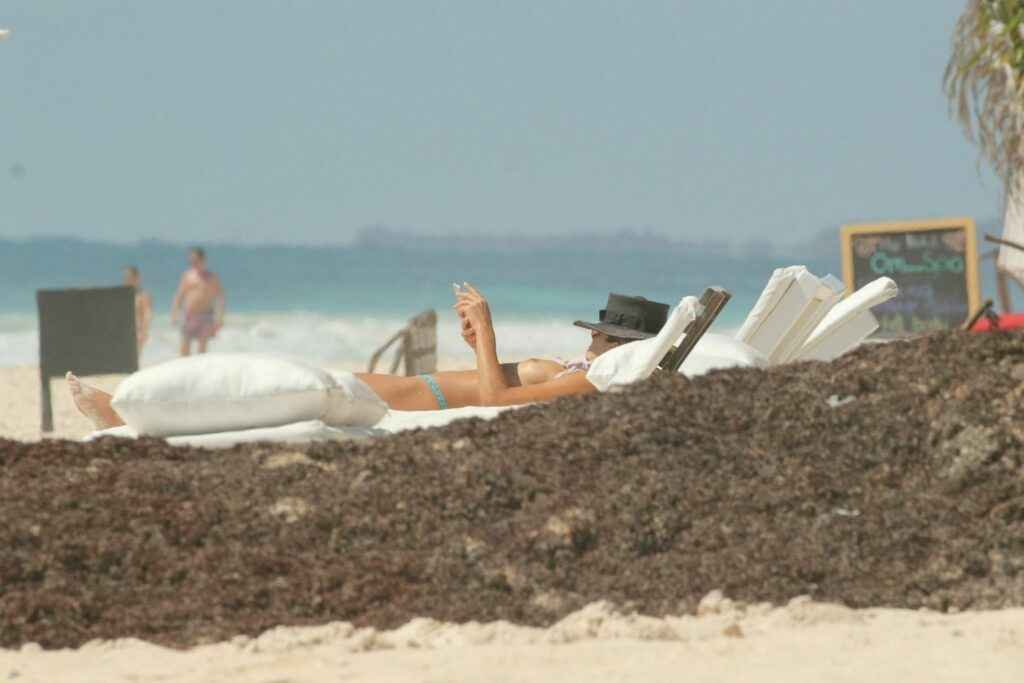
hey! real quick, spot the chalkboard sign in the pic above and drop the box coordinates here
[36,286,138,433]
[841,218,980,337]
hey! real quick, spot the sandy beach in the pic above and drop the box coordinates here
[2,598,1023,683]
[0,367,125,443]
[3,332,1024,682]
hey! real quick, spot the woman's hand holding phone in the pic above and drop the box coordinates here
[453,283,477,349]
[454,283,493,333]
[460,315,477,349]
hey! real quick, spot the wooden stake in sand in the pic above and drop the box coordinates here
[962,299,998,331]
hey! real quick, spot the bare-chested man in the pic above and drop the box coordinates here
[170,247,225,356]
[123,265,153,357]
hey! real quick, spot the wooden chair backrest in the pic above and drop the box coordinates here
[367,308,438,376]
[402,309,438,375]
[659,287,731,372]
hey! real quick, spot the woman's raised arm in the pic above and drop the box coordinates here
[476,369,597,406]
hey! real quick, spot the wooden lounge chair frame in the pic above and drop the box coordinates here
[659,287,732,372]
[367,309,438,376]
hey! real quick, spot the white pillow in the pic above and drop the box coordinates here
[678,333,767,377]
[111,354,387,437]
[586,296,700,392]
[795,277,898,362]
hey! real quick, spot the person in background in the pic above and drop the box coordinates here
[123,265,152,358]
[170,246,225,356]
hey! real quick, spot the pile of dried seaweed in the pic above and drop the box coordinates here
[3,330,1024,648]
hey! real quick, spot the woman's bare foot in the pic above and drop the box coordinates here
[66,372,125,429]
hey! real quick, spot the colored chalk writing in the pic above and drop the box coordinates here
[868,251,965,276]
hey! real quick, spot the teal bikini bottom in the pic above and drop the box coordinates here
[419,374,448,410]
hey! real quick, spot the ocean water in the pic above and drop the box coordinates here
[0,235,846,368]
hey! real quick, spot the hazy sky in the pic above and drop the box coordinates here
[0,1,1004,245]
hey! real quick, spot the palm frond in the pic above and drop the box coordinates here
[945,0,1024,187]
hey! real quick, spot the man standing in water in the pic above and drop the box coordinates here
[123,265,153,358]
[171,246,226,356]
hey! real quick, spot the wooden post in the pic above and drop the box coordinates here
[40,368,53,434]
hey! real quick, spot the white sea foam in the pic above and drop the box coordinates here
[0,311,594,369]
[0,314,38,367]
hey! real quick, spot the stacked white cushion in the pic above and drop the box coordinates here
[734,266,845,364]
[678,333,767,378]
[110,353,387,437]
[586,296,700,392]
[794,277,898,362]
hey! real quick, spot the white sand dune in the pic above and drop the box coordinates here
[2,597,1023,682]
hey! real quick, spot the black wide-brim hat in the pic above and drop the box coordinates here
[574,293,670,340]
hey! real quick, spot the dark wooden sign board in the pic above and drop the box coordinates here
[36,286,138,433]
[841,218,981,338]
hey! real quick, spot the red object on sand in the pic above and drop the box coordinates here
[971,313,1024,332]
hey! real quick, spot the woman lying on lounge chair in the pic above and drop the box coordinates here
[68,286,669,428]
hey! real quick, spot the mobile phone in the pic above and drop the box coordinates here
[452,282,467,296]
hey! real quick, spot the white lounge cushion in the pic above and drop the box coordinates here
[86,419,380,449]
[377,405,516,432]
[586,296,700,392]
[679,333,767,378]
[795,277,898,362]
[85,406,522,448]
[735,266,845,364]
[110,353,387,437]
[85,408,518,448]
